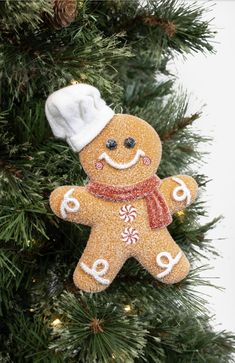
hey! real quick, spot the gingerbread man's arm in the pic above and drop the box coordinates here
[50,186,100,226]
[159,175,198,214]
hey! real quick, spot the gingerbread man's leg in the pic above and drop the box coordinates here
[135,228,190,284]
[73,230,127,293]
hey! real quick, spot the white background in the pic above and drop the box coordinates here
[172,1,235,332]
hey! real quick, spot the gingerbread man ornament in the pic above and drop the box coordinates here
[46,84,198,293]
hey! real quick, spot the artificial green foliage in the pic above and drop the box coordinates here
[49,292,147,363]
[0,0,234,362]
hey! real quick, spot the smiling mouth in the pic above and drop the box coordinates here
[98,149,145,170]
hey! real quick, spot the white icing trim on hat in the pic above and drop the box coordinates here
[80,259,110,285]
[60,188,80,219]
[98,149,145,170]
[172,177,191,205]
[156,251,182,279]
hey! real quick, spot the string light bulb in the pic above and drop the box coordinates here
[70,79,80,85]
[124,304,131,312]
[51,318,62,327]
[175,210,185,222]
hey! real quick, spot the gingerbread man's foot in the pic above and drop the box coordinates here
[73,258,111,293]
[135,229,190,285]
[73,238,127,293]
[155,250,190,284]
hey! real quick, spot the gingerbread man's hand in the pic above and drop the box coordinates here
[50,186,99,226]
[160,175,198,214]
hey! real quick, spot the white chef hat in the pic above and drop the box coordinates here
[45,83,114,152]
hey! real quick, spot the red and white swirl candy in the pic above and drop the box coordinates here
[119,204,137,222]
[121,227,139,245]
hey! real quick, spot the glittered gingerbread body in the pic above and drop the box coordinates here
[50,114,198,292]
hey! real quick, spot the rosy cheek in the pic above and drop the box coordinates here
[143,156,151,166]
[95,161,104,170]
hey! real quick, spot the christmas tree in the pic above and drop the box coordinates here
[0,1,235,362]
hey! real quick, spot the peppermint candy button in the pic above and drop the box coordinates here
[121,227,139,245]
[119,204,137,222]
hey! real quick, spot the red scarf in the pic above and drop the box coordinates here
[87,176,172,229]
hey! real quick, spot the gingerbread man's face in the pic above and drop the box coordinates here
[79,114,162,186]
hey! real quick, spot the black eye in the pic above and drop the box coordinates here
[106,139,117,150]
[124,137,136,149]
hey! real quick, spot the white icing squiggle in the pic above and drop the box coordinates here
[98,149,145,170]
[172,177,191,205]
[156,251,182,279]
[60,188,80,219]
[80,259,110,285]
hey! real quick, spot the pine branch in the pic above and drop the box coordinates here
[115,14,177,38]
[93,0,215,55]
[0,159,23,179]
[143,15,177,38]
[0,0,234,362]
[6,312,59,363]
[0,251,22,315]
[161,113,201,141]
[0,0,53,31]
[49,292,147,362]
